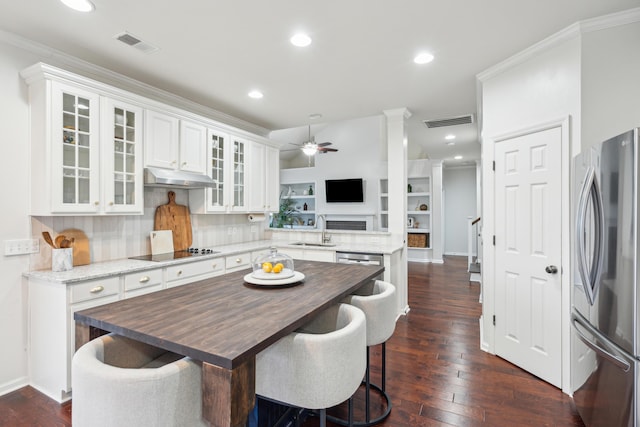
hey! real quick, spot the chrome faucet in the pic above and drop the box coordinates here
[316,214,330,244]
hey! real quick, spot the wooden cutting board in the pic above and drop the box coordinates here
[154,191,192,251]
[59,228,91,266]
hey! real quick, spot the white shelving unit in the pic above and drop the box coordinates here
[274,182,317,228]
[378,179,389,231]
[407,176,431,262]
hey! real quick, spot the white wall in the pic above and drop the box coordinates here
[443,166,477,255]
[0,38,268,396]
[479,33,581,394]
[275,116,386,219]
[581,21,640,149]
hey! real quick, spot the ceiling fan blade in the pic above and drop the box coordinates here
[318,147,338,153]
[317,142,332,147]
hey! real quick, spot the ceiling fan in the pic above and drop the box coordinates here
[283,125,339,156]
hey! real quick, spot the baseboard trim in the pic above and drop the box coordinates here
[0,376,29,398]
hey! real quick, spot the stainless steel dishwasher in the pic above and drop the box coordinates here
[336,251,384,280]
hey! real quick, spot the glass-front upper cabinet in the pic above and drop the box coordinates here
[52,81,100,213]
[207,129,228,212]
[101,98,143,214]
[231,138,247,211]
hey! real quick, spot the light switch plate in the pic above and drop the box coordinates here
[4,239,39,256]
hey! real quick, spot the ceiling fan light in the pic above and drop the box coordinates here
[302,143,317,156]
[60,0,95,12]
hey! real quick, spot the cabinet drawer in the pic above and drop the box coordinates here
[225,252,251,271]
[70,277,120,304]
[124,269,163,291]
[166,258,224,284]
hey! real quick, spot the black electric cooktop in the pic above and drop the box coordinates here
[129,248,220,262]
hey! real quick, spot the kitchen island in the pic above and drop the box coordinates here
[74,260,384,427]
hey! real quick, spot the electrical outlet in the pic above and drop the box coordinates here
[250,225,257,233]
[4,239,39,256]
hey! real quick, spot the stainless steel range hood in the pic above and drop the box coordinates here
[144,167,215,188]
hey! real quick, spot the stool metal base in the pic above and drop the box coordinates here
[326,344,392,427]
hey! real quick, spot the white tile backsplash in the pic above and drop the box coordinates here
[30,188,266,270]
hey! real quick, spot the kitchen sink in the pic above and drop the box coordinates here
[290,242,336,247]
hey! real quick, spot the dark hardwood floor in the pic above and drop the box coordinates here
[0,256,583,426]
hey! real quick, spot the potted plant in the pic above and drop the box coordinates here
[274,193,299,228]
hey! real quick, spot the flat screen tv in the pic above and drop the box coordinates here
[325,178,364,203]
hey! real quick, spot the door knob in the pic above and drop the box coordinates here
[545,265,558,274]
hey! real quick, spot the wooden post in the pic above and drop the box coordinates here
[202,358,256,427]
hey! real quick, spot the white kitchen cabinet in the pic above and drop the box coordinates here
[225,252,252,272]
[29,276,120,402]
[144,110,207,175]
[165,257,224,288]
[248,143,280,212]
[123,268,163,297]
[144,109,179,170]
[277,247,335,262]
[189,130,249,213]
[101,98,144,214]
[25,79,101,215]
[179,120,208,173]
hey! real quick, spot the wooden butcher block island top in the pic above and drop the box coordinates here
[74,260,384,427]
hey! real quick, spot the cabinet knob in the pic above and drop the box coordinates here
[139,276,150,283]
[171,160,177,165]
[182,162,187,167]
[90,285,104,294]
[177,270,183,276]
[94,201,100,206]
[212,263,217,269]
[109,201,114,206]
[236,258,242,263]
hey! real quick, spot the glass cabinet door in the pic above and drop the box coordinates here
[53,82,99,213]
[103,98,143,213]
[232,139,246,210]
[208,129,227,211]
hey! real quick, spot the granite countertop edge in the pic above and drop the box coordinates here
[24,240,403,284]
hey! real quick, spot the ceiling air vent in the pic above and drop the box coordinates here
[115,32,159,54]
[423,114,474,128]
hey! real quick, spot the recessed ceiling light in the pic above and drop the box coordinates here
[309,113,322,120]
[414,52,434,65]
[445,134,456,140]
[290,33,312,47]
[60,0,95,12]
[248,90,263,99]
[446,141,456,146]
[454,155,463,160]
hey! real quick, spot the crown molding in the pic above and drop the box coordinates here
[477,7,640,82]
[0,29,271,138]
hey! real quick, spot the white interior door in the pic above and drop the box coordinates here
[494,126,562,387]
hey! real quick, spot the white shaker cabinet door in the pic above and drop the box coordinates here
[144,109,179,170]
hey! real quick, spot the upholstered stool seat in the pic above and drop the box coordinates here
[72,334,207,427]
[332,279,397,426]
[256,303,367,427]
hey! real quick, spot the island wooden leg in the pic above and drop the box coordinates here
[202,357,256,427]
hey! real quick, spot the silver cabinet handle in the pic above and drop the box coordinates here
[90,285,104,294]
[139,276,150,283]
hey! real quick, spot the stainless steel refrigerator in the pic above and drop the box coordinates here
[572,128,639,427]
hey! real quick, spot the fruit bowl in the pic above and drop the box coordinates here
[251,247,295,280]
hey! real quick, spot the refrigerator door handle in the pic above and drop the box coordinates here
[572,313,630,372]
[575,166,605,305]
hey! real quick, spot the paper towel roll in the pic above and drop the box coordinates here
[248,214,266,222]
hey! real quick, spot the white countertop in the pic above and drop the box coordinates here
[24,239,402,284]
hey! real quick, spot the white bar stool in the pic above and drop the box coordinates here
[255,303,367,427]
[72,334,207,427]
[331,279,397,426]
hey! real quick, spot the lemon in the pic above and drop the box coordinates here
[273,263,284,273]
[262,262,273,273]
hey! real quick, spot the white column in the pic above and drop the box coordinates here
[431,160,444,263]
[383,108,411,314]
